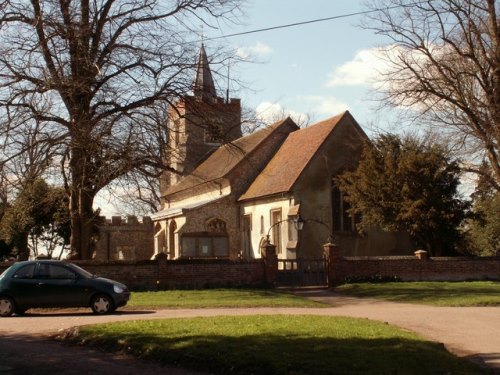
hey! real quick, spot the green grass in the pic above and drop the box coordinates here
[335,281,500,306]
[127,289,326,309]
[65,315,486,374]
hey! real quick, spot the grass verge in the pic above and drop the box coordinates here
[64,315,486,374]
[335,281,500,306]
[127,288,325,309]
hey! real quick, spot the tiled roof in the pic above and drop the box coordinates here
[164,117,297,196]
[239,111,348,201]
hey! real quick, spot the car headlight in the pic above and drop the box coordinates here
[113,284,126,294]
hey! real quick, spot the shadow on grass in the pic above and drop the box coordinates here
[64,330,490,375]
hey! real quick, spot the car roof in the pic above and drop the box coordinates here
[13,260,69,267]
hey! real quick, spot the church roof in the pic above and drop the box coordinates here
[239,111,350,201]
[164,117,298,197]
[193,44,217,100]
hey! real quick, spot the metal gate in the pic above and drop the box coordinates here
[277,258,327,287]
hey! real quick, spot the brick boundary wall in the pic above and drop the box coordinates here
[0,258,268,290]
[2,246,499,289]
[324,244,500,285]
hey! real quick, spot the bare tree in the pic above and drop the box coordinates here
[365,0,500,191]
[0,0,241,259]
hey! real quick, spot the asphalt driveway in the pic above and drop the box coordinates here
[0,289,499,374]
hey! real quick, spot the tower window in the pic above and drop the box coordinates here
[204,124,222,144]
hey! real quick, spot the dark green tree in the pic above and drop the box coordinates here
[0,179,70,260]
[463,174,500,256]
[0,201,12,261]
[337,134,469,256]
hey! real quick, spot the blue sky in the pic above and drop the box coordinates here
[206,0,389,133]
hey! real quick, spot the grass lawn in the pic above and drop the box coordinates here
[127,288,326,309]
[65,315,486,375]
[335,281,500,306]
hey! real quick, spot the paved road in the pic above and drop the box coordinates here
[0,289,499,374]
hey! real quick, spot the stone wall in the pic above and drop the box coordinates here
[93,216,154,261]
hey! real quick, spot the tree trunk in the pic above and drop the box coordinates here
[69,142,96,260]
[69,187,95,260]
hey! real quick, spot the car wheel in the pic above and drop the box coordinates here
[91,294,115,314]
[0,296,15,317]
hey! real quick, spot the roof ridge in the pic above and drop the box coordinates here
[164,117,298,197]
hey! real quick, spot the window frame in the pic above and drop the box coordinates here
[180,233,229,258]
[270,208,283,254]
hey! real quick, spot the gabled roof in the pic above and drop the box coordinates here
[193,44,217,100]
[164,117,298,197]
[239,111,351,201]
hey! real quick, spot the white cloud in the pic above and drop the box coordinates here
[255,101,308,125]
[300,95,349,116]
[236,42,273,60]
[326,48,389,87]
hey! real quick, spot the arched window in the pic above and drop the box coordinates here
[154,223,166,255]
[169,220,177,258]
[206,217,227,233]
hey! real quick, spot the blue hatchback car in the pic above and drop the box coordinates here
[0,260,130,317]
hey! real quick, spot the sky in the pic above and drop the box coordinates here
[205,0,389,132]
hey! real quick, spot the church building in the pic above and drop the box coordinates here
[151,46,415,260]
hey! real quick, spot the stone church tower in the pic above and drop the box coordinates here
[160,45,242,196]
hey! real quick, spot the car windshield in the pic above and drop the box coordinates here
[0,267,8,279]
[68,264,94,278]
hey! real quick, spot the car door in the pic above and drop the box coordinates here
[7,263,39,308]
[34,263,89,308]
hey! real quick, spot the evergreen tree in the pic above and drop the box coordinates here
[337,134,469,256]
[0,179,70,259]
[464,175,500,256]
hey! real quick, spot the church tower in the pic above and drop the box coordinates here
[160,45,242,197]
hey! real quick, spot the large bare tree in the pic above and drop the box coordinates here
[0,0,241,259]
[365,0,500,191]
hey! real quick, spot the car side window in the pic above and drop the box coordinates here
[13,264,36,279]
[36,264,77,280]
[48,265,77,280]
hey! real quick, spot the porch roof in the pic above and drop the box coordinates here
[151,195,227,221]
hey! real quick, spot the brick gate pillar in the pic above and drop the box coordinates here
[262,241,278,287]
[155,252,168,290]
[323,242,342,286]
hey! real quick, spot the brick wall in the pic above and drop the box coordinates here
[337,256,500,282]
[0,258,267,290]
[324,245,500,284]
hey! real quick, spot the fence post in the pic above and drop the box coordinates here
[262,241,278,287]
[323,242,342,286]
[414,250,429,260]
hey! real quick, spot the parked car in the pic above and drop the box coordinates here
[0,260,130,317]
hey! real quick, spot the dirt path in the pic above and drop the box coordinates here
[0,290,499,374]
